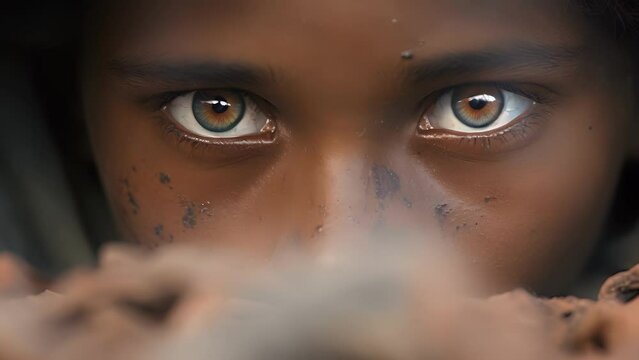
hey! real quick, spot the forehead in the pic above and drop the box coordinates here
[95,0,583,62]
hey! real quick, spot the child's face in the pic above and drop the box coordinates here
[83,0,637,293]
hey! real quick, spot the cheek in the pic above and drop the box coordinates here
[92,119,282,250]
[416,93,630,293]
[89,104,313,254]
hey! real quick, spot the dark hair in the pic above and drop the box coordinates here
[575,1,639,288]
[578,0,639,52]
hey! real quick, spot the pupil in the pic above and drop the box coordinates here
[211,96,230,113]
[469,98,487,110]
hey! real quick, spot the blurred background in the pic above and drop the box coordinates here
[1,2,115,276]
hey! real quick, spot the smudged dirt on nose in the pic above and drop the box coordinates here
[371,164,401,201]
[295,144,447,248]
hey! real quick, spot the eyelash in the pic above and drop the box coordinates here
[143,91,187,110]
[491,82,557,105]
[154,114,207,149]
[422,81,557,107]
[451,110,547,149]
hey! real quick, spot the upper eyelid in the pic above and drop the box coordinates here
[154,91,187,109]
[491,83,558,104]
[421,81,557,108]
[146,82,554,117]
[137,90,190,111]
[143,88,249,111]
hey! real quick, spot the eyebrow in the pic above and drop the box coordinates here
[108,59,274,88]
[109,44,581,90]
[404,44,583,85]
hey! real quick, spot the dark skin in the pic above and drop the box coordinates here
[82,0,639,294]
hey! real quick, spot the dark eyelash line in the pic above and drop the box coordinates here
[449,110,547,151]
[155,91,185,108]
[156,114,234,151]
[493,82,557,105]
[139,90,188,111]
[438,81,557,105]
[146,80,555,109]
[414,81,557,118]
[154,114,197,147]
[155,114,241,155]
[153,112,277,156]
[142,88,254,112]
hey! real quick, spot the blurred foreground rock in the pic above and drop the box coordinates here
[1,241,639,360]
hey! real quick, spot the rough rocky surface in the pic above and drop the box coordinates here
[1,242,639,360]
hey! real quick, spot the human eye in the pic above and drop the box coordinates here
[421,84,535,134]
[163,89,272,139]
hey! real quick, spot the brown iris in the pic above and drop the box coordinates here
[192,90,246,132]
[451,86,504,128]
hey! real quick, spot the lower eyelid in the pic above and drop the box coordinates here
[415,110,549,158]
[145,114,281,169]
[156,111,276,148]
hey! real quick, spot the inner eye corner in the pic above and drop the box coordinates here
[418,114,434,131]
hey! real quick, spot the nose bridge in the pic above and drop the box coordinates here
[280,107,445,246]
[301,133,425,241]
[319,148,375,231]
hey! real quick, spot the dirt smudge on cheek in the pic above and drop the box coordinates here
[199,201,213,218]
[484,196,497,204]
[154,225,164,237]
[150,224,175,246]
[159,172,171,185]
[158,172,174,190]
[127,191,140,215]
[176,196,213,231]
[121,177,140,215]
[182,203,197,229]
[434,203,452,220]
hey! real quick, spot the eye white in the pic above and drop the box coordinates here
[425,90,535,133]
[165,91,268,138]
